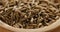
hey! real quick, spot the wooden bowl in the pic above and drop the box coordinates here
[0,18,60,32]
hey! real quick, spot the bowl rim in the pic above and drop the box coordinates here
[0,18,60,32]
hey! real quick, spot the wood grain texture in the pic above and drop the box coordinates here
[46,26,60,32]
[0,26,13,32]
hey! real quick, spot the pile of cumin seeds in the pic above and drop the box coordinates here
[0,0,60,29]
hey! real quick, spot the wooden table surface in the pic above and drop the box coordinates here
[0,26,13,32]
[46,26,60,32]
